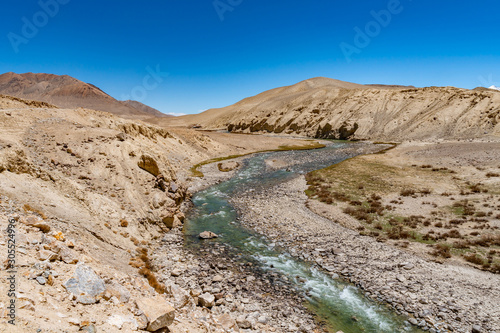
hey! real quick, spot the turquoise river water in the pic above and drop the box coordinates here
[184,142,423,333]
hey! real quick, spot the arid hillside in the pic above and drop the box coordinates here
[0,94,322,332]
[0,72,166,119]
[161,77,500,141]
[121,100,168,118]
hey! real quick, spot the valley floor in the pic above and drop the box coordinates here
[200,140,500,333]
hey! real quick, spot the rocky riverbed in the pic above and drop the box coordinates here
[231,167,500,333]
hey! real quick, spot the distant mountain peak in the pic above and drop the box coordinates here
[488,85,500,91]
[0,72,165,119]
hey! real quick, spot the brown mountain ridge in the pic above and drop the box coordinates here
[0,72,166,119]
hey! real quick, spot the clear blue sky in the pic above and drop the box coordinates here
[1,0,499,115]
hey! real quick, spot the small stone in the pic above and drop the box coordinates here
[212,274,223,283]
[116,133,127,141]
[19,300,35,311]
[38,250,59,262]
[217,313,237,330]
[472,325,482,333]
[36,276,46,285]
[199,231,218,239]
[60,247,78,264]
[171,269,182,277]
[105,281,131,303]
[80,325,96,333]
[68,317,80,326]
[236,315,252,329]
[169,181,178,193]
[198,293,215,308]
[408,318,418,325]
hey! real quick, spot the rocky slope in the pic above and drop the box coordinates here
[0,72,163,119]
[122,100,168,118]
[167,77,500,141]
[0,94,323,332]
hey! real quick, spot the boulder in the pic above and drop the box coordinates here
[135,296,175,332]
[138,155,160,177]
[163,215,183,229]
[199,231,218,239]
[63,264,106,304]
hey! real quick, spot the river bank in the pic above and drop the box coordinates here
[229,142,500,333]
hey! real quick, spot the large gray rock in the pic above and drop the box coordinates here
[63,264,106,304]
[136,296,175,331]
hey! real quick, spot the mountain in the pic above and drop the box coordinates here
[163,77,500,141]
[489,85,500,92]
[0,72,166,118]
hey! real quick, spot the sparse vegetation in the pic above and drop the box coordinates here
[129,247,165,294]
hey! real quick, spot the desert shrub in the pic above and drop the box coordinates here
[387,225,410,240]
[139,268,166,294]
[453,240,470,249]
[343,207,374,223]
[447,229,462,238]
[420,188,432,195]
[431,243,451,258]
[464,253,483,265]
[486,172,500,178]
[120,219,129,227]
[400,189,416,197]
[129,248,165,293]
[435,222,443,228]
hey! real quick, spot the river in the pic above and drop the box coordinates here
[184,142,423,333]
